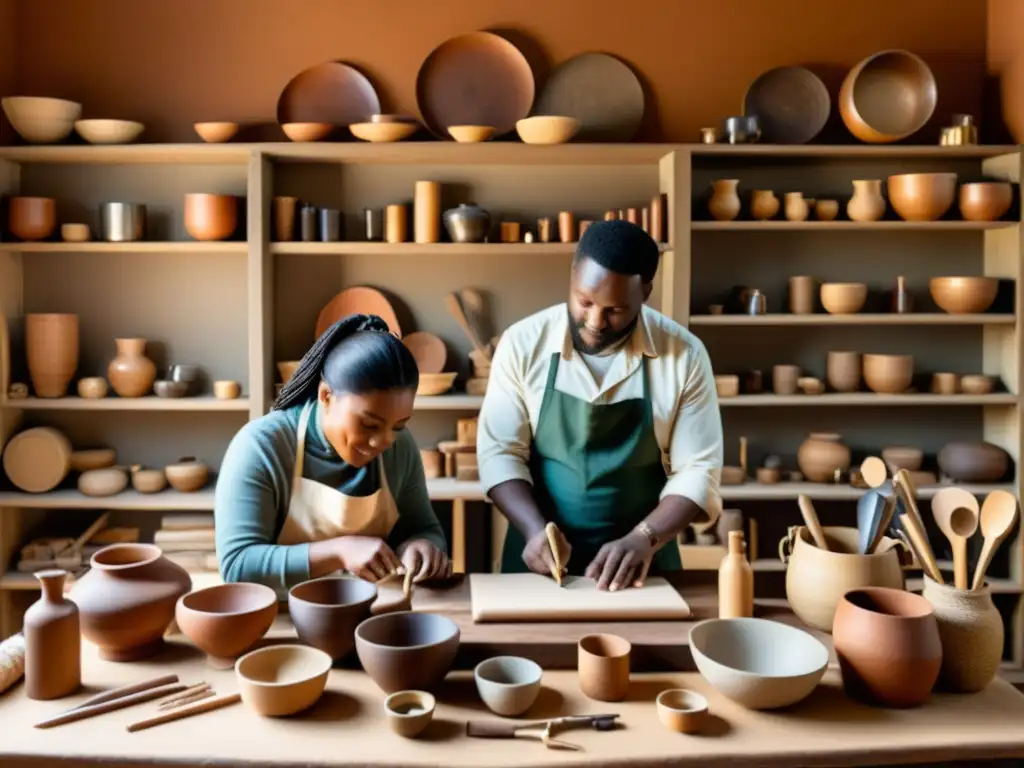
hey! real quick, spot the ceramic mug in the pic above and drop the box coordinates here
[578,633,631,702]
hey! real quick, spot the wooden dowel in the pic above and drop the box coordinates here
[157,682,208,706]
[159,689,215,711]
[127,693,241,733]
[71,674,180,711]
[34,683,187,729]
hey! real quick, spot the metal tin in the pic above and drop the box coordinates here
[319,208,341,242]
[100,203,146,242]
[364,208,383,241]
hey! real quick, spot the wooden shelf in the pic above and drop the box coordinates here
[691,220,1017,231]
[720,482,1013,501]
[414,395,483,410]
[273,242,578,256]
[719,393,1018,406]
[691,314,1015,326]
[0,242,247,253]
[690,144,1020,159]
[0,489,215,510]
[1,395,250,411]
[0,144,252,164]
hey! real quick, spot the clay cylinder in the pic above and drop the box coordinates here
[931,372,958,395]
[788,276,816,314]
[772,364,800,395]
[558,211,575,243]
[414,181,441,244]
[826,351,861,393]
[25,313,79,398]
[500,221,521,243]
[650,194,666,242]
[273,196,297,241]
[578,634,630,702]
[922,576,1004,693]
[24,569,80,700]
[536,217,552,243]
[299,204,317,242]
[625,208,639,225]
[385,204,408,243]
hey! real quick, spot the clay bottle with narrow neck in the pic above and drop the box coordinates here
[24,569,81,700]
[719,530,754,619]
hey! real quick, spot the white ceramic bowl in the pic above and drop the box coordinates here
[689,618,828,709]
[474,656,542,716]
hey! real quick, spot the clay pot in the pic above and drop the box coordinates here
[77,377,107,399]
[832,587,942,708]
[107,337,157,397]
[70,543,192,661]
[862,354,914,395]
[826,351,861,392]
[772,364,800,395]
[839,50,937,143]
[881,446,923,472]
[788,275,815,314]
[820,282,867,314]
[184,193,238,241]
[937,441,1011,483]
[9,196,56,241]
[708,179,741,221]
[176,582,278,668]
[796,433,851,483]
[25,313,79,398]
[929,277,998,314]
[165,457,209,492]
[887,173,957,222]
[578,633,631,702]
[78,466,128,497]
[750,190,779,220]
[847,180,885,222]
[289,576,380,662]
[959,182,1013,222]
[921,576,1003,693]
[24,569,80,700]
[354,611,460,693]
[779,526,905,632]
[784,192,809,222]
[815,200,839,221]
[131,466,167,493]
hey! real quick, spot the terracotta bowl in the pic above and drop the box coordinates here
[1,96,82,143]
[74,119,144,145]
[862,354,914,394]
[689,617,828,709]
[61,223,91,242]
[288,576,378,662]
[959,182,1013,222]
[474,656,542,716]
[929,277,998,314]
[656,689,709,734]
[354,611,460,693]
[9,196,57,241]
[887,173,957,221]
[277,361,300,383]
[235,644,332,717]
[184,193,238,241]
[881,445,924,472]
[349,121,419,143]
[194,122,239,143]
[515,116,581,145]
[416,372,457,396]
[282,122,333,142]
[960,374,995,395]
[164,457,209,492]
[448,125,495,143]
[838,50,937,143]
[176,582,278,668]
[820,282,867,314]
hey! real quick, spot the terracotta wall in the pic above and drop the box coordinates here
[5,0,992,143]
[986,0,1024,142]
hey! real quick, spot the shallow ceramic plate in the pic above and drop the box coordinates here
[315,287,402,340]
[277,61,380,127]
[743,66,830,144]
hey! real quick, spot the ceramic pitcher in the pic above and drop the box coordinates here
[847,179,886,222]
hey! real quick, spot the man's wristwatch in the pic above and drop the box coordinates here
[635,521,659,548]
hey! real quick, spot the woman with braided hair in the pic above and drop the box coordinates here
[214,314,450,593]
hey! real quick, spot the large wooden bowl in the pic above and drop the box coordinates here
[929,277,999,314]
[863,354,914,395]
[839,50,937,143]
[887,173,957,221]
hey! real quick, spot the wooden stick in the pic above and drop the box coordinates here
[157,682,209,707]
[159,689,215,711]
[69,674,180,711]
[127,693,241,733]
[34,683,187,729]
[545,522,564,587]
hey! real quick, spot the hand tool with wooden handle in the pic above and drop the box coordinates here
[545,522,565,586]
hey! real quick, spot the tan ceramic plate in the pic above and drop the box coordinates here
[315,287,402,340]
[402,331,446,374]
[277,61,380,127]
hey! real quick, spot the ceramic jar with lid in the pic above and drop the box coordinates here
[922,575,1003,692]
[797,433,851,483]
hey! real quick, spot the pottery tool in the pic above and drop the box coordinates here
[467,713,619,750]
[69,673,180,711]
[160,689,215,711]
[739,436,748,478]
[859,456,888,489]
[545,522,565,586]
[898,511,943,584]
[867,494,897,554]
[797,495,829,550]
[445,292,489,359]
[157,682,210,709]
[34,682,188,728]
[931,487,981,589]
[972,489,1019,591]
[893,469,928,535]
[459,288,492,360]
[403,563,415,598]
[856,490,886,554]
[127,692,241,733]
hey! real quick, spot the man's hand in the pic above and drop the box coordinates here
[523,526,571,579]
[398,539,452,582]
[585,531,654,591]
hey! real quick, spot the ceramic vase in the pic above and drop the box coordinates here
[25,313,79,398]
[718,531,753,619]
[797,433,851,483]
[70,543,191,661]
[832,587,942,708]
[826,351,862,393]
[750,190,779,221]
[922,576,1003,692]
[107,337,157,398]
[443,203,490,243]
[24,569,80,700]
[184,193,238,241]
[847,179,886,222]
[784,192,810,222]
[708,179,741,221]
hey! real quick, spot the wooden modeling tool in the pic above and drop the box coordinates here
[973,490,1019,591]
[127,693,241,733]
[797,495,829,550]
[545,522,565,587]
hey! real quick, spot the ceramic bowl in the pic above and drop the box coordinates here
[714,375,739,398]
[416,372,457,396]
[153,379,189,398]
[213,380,241,400]
[61,223,91,242]
[77,467,128,497]
[349,121,419,143]
[448,125,495,143]
[9,196,57,241]
[820,282,867,314]
[888,173,957,222]
[277,361,300,384]
[69,448,117,472]
[689,617,828,709]
[235,644,332,717]
[289,576,378,662]
[194,122,239,143]
[165,457,209,492]
[282,122,333,142]
[176,583,278,668]
[77,377,108,399]
[881,445,924,472]
[960,374,996,395]
[959,182,1013,222]
[131,466,167,493]
[74,119,144,145]
[474,656,543,716]
[839,50,936,143]
[862,354,914,395]
[515,116,581,145]
[354,611,460,693]
[2,96,82,143]
[656,688,709,734]
[929,276,998,314]
[184,193,238,242]
[384,690,436,738]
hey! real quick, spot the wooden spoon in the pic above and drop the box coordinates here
[972,489,1020,591]
[459,288,492,356]
[859,456,888,489]
[797,495,829,550]
[899,512,944,584]
[931,487,980,589]
[444,292,488,358]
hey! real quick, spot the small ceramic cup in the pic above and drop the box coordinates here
[931,372,958,396]
[714,375,739,398]
[578,634,631,702]
[61,223,91,242]
[384,690,435,738]
[772,364,800,395]
[213,380,241,400]
[756,467,781,485]
[474,656,542,717]
[77,377,108,399]
[656,688,709,734]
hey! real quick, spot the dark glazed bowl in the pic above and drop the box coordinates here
[288,576,377,662]
[354,611,460,693]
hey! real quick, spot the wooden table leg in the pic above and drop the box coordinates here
[452,499,466,574]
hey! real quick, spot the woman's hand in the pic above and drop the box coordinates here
[336,535,403,582]
[399,539,452,582]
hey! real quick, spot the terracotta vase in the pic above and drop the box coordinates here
[708,179,740,221]
[107,337,157,398]
[750,190,779,221]
[25,313,79,398]
[826,351,862,392]
[70,543,192,661]
[9,196,56,241]
[784,192,809,222]
[937,441,1011,483]
[832,587,942,708]
[24,569,80,700]
[797,433,851,483]
[922,575,1003,693]
[184,193,238,241]
[847,180,886,222]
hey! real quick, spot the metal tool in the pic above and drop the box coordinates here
[467,713,620,750]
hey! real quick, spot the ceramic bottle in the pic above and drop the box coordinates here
[922,576,1003,692]
[25,313,79,398]
[784,192,810,222]
[718,531,753,618]
[107,337,157,398]
[24,569,80,700]
[750,190,779,220]
[708,179,741,221]
[847,179,886,222]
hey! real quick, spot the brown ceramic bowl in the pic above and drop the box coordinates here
[176,583,278,668]
[354,611,460,693]
[887,173,957,222]
[937,440,1011,483]
[194,122,239,143]
[282,122,333,142]
[881,445,924,472]
[184,193,238,241]
[960,374,996,395]
[656,688,709,734]
[862,354,913,395]
[820,282,867,314]
[235,644,332,717]
[838,50,937,143]
[959,182,1013,222]
[929,277,998,314]
[9,196,56,241]
[447,125,495,143]
[288,576,377,662]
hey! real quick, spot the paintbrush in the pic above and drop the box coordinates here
[545,522,564,587]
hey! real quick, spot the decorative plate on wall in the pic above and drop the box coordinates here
[277,61,381,127]
[416,31,535,139]
[743,66,830,144]
[532,52,645,142]
[315,287,402,340]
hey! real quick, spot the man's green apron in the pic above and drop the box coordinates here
[500,351,682,575]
